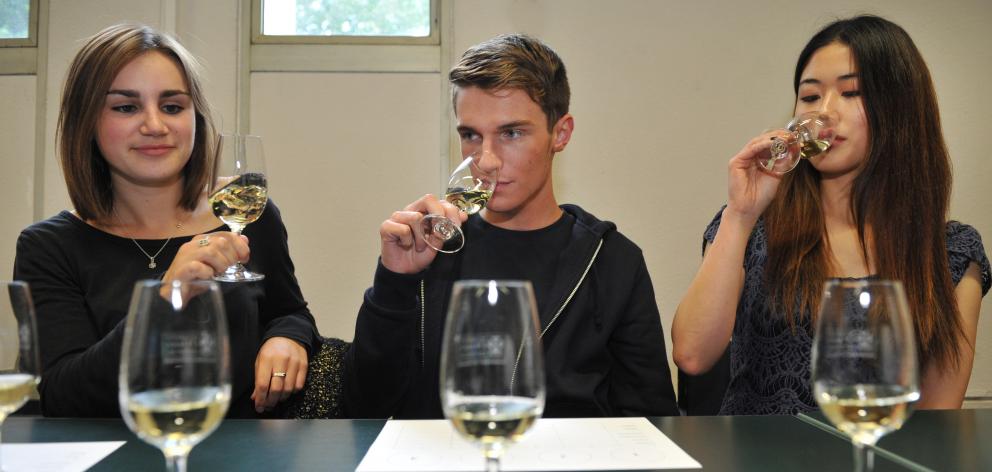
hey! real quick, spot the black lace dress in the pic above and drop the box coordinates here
[703,207,991,415]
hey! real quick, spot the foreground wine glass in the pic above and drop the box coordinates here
[0,282,40,471]
[812,279,920,472]
[209,134,268,282]
[421,152,500,253]
[120,280,231,472]
[441,280,545,472]
[761,111,836,173]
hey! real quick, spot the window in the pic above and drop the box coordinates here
[255,0,437,45]
[250,0,443,73]
[0,0,36,45]
[0,0,38,75]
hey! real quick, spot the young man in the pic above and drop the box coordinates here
[344,34,678,418]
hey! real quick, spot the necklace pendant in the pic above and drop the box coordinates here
[149,259,157,269]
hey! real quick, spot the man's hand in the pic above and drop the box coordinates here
[380,194,466,274]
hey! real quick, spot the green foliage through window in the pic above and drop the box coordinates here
[263,0,430,37]
[0,0,30,39]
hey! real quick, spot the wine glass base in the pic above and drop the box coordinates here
[421,214,465,253]
[213,271,265,283]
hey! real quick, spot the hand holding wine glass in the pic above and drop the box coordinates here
[421,151,500,253]
[120,280,231,472]
[441,280,545,472]
[0,282,40,470]
[812,279,920,472]
[209,134,268,282]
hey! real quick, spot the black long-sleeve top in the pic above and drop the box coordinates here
[13,201,319,418]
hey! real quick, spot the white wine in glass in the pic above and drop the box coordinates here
[120,280,231,472]
[762,112,836,174]
[441,280,545,472]
[0,281,41,470]
[812,279,920,472]
[209,134,268,282]
[421,152,500,253]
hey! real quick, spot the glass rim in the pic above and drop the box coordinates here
[822,278,904,290]
[452,279,534,289]
[0,280,29,289]
[133,279,220,290]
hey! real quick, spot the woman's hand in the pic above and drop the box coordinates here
[379,194,466,274]
[252,336,309,413]
[726,131,787,224]
[161,232,250,284]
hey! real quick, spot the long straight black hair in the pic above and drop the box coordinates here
[763,15,962,370]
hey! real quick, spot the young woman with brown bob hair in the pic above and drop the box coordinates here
[672,15,989,415]
[14,24,318,418]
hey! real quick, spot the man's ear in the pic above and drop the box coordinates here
[551,113,574,153]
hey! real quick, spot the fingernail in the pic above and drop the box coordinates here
[256,406,264,413]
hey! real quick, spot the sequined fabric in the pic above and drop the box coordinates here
[282,337,350,419]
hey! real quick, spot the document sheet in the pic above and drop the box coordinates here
[0,441,126,472]
[356,417,701,471]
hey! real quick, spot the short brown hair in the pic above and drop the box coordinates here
[448,33,569,130]
[57,23,216,222]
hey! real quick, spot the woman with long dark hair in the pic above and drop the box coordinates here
[672,15,989,415]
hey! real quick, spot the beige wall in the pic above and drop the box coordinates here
[0,76,36,284]
[2,0,990,398]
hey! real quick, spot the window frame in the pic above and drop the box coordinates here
[0,0,37,47]
[251,0,439,46]
[0,0,39,75]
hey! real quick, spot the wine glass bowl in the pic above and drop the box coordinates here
[441,280,545,472]
[421,152,500,253]
[0,281,41,469]
[209,134,268,282]
[119,280,231,472]
[812,279,919,472]
[762,112,836,173]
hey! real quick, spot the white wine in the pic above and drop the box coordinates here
[445,187,493,215]
[816,384,917,445]
[209,173,268,228]
[0,373,38,416]
[126,386,230,455]
[800,139,831,159]
[449,396,540,447]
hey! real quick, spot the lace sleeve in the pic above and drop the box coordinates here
[702,206,727,255]
[946,221,991,295]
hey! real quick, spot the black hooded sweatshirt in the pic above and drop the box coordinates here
[344,204,679,418]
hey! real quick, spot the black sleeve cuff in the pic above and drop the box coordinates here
[368,259,424,311]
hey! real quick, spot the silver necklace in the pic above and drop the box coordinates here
[115,208,184,269]
[130,235,173,269]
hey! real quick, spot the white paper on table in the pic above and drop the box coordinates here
[0,441,126,472]
[356,417,701,471]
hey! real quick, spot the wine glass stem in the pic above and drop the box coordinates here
[485,457,500,472]
[0,417,5,471]
[166,453,189,472]
[853,443,874,472]
[225,224,247,273]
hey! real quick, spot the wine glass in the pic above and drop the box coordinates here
[119,280,231,472]
[440,280,545,472]
[812,279,920,472]
[209,133,268,282]
[0,281,40,470]
[421,152,500,253]
[761,111,836,173]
